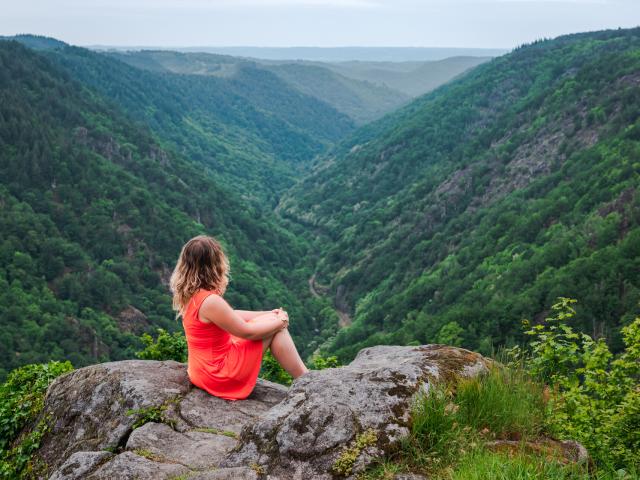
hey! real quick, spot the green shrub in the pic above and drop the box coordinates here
[309,353,341,370]
[259,351,293,386]
[0,361,74,478]
[522,298,640,471]
[136,329,187,363]
[260,351,341,386]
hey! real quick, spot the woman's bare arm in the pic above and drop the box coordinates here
[200,296,286,340]
[234,309,274,321]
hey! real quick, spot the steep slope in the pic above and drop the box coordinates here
[12,37,355,205]
[0,41,329,379]
[280,27,640,360]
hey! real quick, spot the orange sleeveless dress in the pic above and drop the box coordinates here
[182,289,264,400]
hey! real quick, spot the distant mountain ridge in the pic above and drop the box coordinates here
[92,45,508,62]
[106,49,493,124]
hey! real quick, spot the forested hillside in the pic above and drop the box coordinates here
[103,49,493,125]
[280,28,640,360]
[106,50,410,125]
[12,36,354,205]
[0,41,336,379]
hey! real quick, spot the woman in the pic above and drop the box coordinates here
[170,235,309,401]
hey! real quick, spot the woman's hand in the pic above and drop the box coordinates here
[272,307,289,329]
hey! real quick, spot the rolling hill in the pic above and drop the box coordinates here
[105,49,411,124]
[103,49,493,124]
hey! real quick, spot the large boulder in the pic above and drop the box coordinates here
[39,360,285,479]
[222,345,490,478]
[33,345,491,479]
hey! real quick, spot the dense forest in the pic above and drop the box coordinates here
[1,28,639,378]
[0,40,340,379]
[10,35,354,205]
[280,27,640,360]
[106,49,410,125]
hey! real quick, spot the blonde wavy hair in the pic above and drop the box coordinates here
[170,235,230,317]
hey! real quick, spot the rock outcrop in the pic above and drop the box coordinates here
[34,345,491,479]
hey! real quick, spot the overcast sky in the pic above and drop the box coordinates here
[1,0,638,49]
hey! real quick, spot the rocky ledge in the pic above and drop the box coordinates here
[33,345,492,479]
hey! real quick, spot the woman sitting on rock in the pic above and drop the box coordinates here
[170,235,308,400]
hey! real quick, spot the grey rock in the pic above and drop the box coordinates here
[49,451,113,480]
[38,360,190,470]
[180,380,287,435]
[33,360,287,478]
[188,467,259,479]
[126,422,237,469]
[86,451,190,479]
[560,439,589,464]
[222,344,490,479]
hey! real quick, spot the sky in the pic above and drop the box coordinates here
[1,0,638,49]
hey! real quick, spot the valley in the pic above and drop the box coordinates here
[1,28,639,378]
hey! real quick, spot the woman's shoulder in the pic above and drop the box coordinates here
[199,289,226,310]
[186,288,223,314]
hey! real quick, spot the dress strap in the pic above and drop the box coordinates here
[189,288,220,317]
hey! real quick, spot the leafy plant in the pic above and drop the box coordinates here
[523,298,640,471]
[0,361,73,478]
[309,353,341,370]
[136,329,187,363]
[259,351,293,386]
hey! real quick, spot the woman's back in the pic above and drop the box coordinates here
[182,288,263,400]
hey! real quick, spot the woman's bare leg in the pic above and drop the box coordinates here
[262,329,309,379]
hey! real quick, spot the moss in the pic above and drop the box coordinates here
[414,345,489,388]
[191,427,238,439]
[249,462,266,475]
[133,448,164,462]
[332,428,378,477]
[126,398,179,430]
[168,473,198,480]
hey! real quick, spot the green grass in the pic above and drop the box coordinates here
[454,366,547,439]
[450,450,591,480]
[360,365,634,480]
[399,365,547,473]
